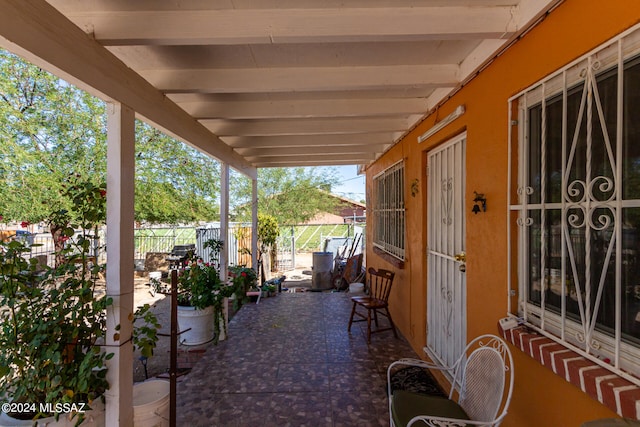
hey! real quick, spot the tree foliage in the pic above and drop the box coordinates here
[0,50,106,223]
[257,213,279,249]
[134,123,220,223]
[231,167,341,225]
[0,50,220,225]
[0,50,345,227]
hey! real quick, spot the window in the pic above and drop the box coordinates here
[511,27,640,380]
[373,161,405,260]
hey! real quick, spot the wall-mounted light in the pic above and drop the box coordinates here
[418,105,466,143]
[472,191,486,214]
[410,179,419,197]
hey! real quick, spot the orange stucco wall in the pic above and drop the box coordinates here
[365,1,640,425]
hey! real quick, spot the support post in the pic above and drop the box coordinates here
[105,102,135,426]
[219,163,230,341]
[251,177,259,271]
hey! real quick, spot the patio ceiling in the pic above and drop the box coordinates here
[0,0,558,174]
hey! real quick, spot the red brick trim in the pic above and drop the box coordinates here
[499,324,640,419]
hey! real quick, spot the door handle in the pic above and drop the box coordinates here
[454,252,466,272]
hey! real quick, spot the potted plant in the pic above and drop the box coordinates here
[228,265,257,310]
[0,180,160,426]
[0,239,107,426]
[203,238,223,269]
[176,256,233,345]
[0,180,111,426]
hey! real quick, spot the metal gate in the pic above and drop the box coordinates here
[426,133,467,369]
[275,226,295,271]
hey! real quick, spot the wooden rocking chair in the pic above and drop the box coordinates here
[347,267,397,343]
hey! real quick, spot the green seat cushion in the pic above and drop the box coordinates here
[391,390,471,427]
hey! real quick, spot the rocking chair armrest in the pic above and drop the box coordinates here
[388,358,456,374]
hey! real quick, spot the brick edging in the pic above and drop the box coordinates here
[498,324,640,419]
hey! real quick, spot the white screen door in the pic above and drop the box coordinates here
[426,133,467,368]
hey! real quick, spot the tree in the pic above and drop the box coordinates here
[0,50,221,225]
[257,213,280,273]
[134,123,220,224]
[0,50,106,224]
[231,167,341,225]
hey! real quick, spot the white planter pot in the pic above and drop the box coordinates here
[133,380,170,427]
[0,380,169,427]
[177,305,214,345]
[0,399,105,427]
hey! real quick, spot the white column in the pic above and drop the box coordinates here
[105,102,135,427]
[251,178,259,271]
[219,162,230,341]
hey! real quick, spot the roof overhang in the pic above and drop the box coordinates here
[0,0,560,173]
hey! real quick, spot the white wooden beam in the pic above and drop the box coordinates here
[61,7,517,45]
[252,153,376,164]
[224,134,394,148]
[202,117,411,136]
[104,102,135,427]
[0,0,256,179]
[144,65,458,94]
[256,159,373,168]
[177,98,429,120]
[236,145,388,157]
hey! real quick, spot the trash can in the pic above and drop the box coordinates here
[311,251,333,290]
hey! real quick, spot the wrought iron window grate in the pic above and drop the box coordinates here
[373,160,405,260]
[510,24,640,381]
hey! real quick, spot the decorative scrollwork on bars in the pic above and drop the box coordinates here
[441,178,453,225]
[441,285,453,338]
[567,208,586,228]
[579,66,589,79]
[589,339,602,350]
[517,186,534,196]
[587,207,614,231]
[517,217,534,227]
[587,176,615,203]
[566,179,587,203]
[576,331,585,343]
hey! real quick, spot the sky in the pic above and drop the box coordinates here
[329,165,365,203]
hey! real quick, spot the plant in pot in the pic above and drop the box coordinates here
[257,213,279,273]
[0,180,160,426]
[177,256,233,345]
[227,265,257,310]
[0,181,110,426]
[202,238,223,269]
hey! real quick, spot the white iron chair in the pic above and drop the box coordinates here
[387,334,514,427]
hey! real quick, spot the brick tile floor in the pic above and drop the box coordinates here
[176,291,419,426]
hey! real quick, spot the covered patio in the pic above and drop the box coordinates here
[0,1,562,425]
[176,291,418,426]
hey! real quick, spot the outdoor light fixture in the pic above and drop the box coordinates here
[410,178,419,197]
[418,105,466,143]
[472,191,487,214]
